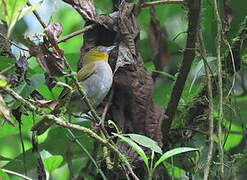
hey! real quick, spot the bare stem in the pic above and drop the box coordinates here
[0,86,130,166]
[57,24,96,44]
[0,33,29,52]
[27,1,47,29]
[63,57,102,125]
[198,30,214,180]
[141,0,187,8]
[213,0,224,178]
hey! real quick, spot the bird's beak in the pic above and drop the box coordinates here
[105,45,116,52]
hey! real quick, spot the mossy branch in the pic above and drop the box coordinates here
[0,86,129,165]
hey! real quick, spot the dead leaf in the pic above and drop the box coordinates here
[223,0,232,39]
[62,0,96,21]
[45,73,59,91]
[29,99,58,110]
[31,90,45,100]
[114,43,135,73]
[5,74,18,88]
[12,106,28,124]
[0,93,15,127]
[31,41,65,77]
[44,22,64,55]
[15,55,29,84]
[148,7,170,80]
[118,1,139,56]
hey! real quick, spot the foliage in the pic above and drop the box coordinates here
[113,133,198,180]
[0,0,247,179]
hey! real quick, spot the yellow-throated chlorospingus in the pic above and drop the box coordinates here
[32,45,115,135]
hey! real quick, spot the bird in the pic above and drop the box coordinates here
[31,45,115,135]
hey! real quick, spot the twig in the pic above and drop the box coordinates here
[225,39,236,98]
[57,24,96,44]
[2,169,33,180]
[121,163,131,180]
[27,1,47,29]
[126,163,140,180]
[222,103,234,148]
[213,0,224,178]
[63,57,102,125]
[18,121,27,175]
[172,31,187,41]
[0,64,15,75]
[162,0,201,148]
[0,33,29,52]
[141,0,187,8]
[1,86,133,174]
[198,30,214,180]
[67,129,107,180]
[101,89,114,137]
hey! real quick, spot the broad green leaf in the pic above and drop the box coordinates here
[3,0,28,33]
[16,74,45,98]
[0,169,10,180]
[0,56,15,71]
[0,75,8,87]
[112,133,149,169]
[154,147,198,169]
[0,0,41,36]
[43,155,63,174]
[128,134,163,154]
[0,155,15,162]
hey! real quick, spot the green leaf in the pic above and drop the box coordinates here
[18,2,42,21]
[43,155,63,174]
[0,155,15,162]
[0,56,15,71]
[0,75,8,87]
[16,74,45,98]
[128,134,163,154]
[154,147,198,169]
[0,169,10,180]
[112,133,149,169]
[151,70,176,81]
[3,0,28,34]
[189,57,216,93]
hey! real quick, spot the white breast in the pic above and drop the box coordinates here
[68,60,113,113]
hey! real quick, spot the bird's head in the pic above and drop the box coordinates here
[84,45,116,64]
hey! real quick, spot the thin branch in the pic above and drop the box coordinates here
[125,163,140,180]
[198,30,214,180]
[63,57,102,125]
[0,33,29,52]
[162,0,201,148]
[0,64,15,75]
[18,121,27,175]
[101,88,114,137]
[27,1,47,29]
[141,0,187,8]
[57,24,96,44]
[213,0,224,178]
[1,86,134,175]
[67,129,107,180]
[225,39,236,98]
